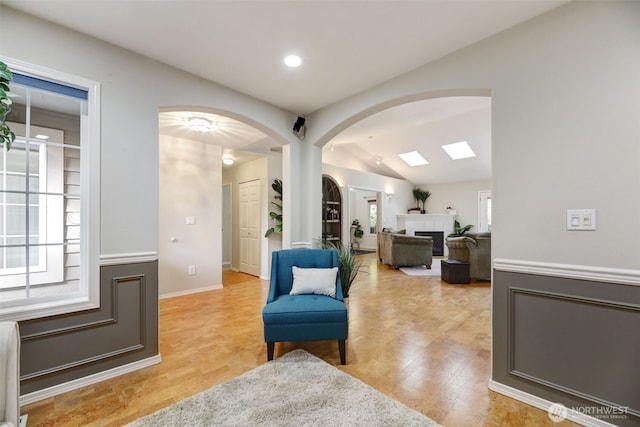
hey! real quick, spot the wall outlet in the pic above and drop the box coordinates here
[188,265,196,275]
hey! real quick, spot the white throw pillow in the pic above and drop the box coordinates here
[290,266,338,298]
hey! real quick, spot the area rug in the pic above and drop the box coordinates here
[352,248,376,255]
[399,259,441,276]
[126,349,440,427]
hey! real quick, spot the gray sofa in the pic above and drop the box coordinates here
[446,232,491,280]
[378,230,433,268]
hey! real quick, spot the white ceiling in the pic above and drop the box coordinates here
[324,96,492,184]
[4,0,566,184]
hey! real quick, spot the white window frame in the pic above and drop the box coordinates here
[368,199,377,235]
[0,139,64,285]
[0,57,101,321]
[478,190,492,233]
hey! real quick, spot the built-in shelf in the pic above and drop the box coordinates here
[322,175,342,243]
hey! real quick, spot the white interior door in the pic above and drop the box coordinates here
[239,179,260,276]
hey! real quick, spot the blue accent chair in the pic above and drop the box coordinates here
[262,249,348,364]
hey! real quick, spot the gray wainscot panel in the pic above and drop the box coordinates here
[18,261,159,394]
[493,270,640,427]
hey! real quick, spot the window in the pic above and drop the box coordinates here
[478,190,492,232]
[368,200,377,234]
[0,58,100,321]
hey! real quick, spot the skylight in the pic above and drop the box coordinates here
[442,141,476,160]
[398,151,428,167]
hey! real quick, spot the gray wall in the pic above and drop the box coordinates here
[0,6,296,257]
[19,261,158,395]
[493,269,640,425]
[158,134,223,297]
[1,4,293,397]
[307,2,640,422]
[421,179,491,229]
[4,2,640,422]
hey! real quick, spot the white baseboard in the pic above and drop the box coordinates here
[20,354,162,406]
[488,380,621,427]
[159,284,223,300]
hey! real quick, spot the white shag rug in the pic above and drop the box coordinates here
[399,259,441,276]
[127,349,441,427]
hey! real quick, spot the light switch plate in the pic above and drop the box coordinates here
[567,209,596,231]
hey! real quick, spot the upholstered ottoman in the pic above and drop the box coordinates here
[441,259,470,284]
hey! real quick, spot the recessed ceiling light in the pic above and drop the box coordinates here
[398,151,429,167]
[442,141,476,160]
[222,157,234,166]
[284,55,302,68]
[35,134,49,140]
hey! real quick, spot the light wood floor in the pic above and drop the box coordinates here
[21,254,578,426]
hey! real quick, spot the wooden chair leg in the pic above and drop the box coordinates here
[338,340,346,365]
[267,342,274,361]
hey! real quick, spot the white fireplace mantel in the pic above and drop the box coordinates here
[396,214,457,251]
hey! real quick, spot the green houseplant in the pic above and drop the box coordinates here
[316,239,361,298]
[351,219,364,248]
[0,61,15,150]
[448,220,474,237]
[412,188,431,213]
[264,178,283,237]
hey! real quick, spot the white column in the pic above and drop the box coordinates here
[282,139,323,248]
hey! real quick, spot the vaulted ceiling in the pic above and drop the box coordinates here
[4,0,567,184]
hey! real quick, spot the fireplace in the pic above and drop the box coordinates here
[415,231,444,256]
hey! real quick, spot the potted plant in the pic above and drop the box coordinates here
[412,188,431,214]
[448,220,473,237]
[316,239,361,298]
[409,188,422,213]
[264,178,283,237]
[351,219,364,249]
[0,60,16,150]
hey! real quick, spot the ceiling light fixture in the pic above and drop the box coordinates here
[189,117,211,133]
[284,54,302,68]
[35,134,50,140]
[442,141,476,160]
[375,156,383,165]
[222,157,234,166]
[398,151,429,167]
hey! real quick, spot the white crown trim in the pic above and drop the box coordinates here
[100,252,158,266]
[494,259,640,286]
